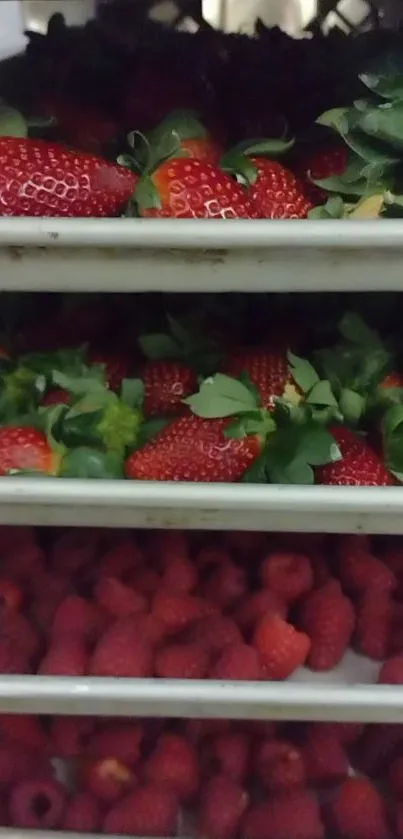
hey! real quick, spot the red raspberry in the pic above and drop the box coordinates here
[2,542,45,582]
[0,715,49,752]
[0,636,29,674]
[89,723,143,765]
[9,778,67,829]
[355,724,403,776]
[90,617,153,677]
[0,578,23,610]
[50,717,95,758]
[389,756,403,797]
[378,654,403,684]
[196,546,233,570]
[152,591,212,631]
[310,550,332,588]
[0,743,47,788]
[260,552,313,602]
[242,789,324,839]
[337,534,372,558]
[135,612,166,646]
[104,784,179,837]
[50,529,100,573]
[100,538,144,578]
[155,642,209,679]
[51,595,102,642]
[222,531,267,557]
[1,609,40,660]
[338,549,396,595]
[205,732,250,783]
[198,774,249,839]
[185,615,243,654]
[396,801,403,839]
[144,733,199,801]
[355,590,392,660]
[202,563,247,609]
[162,556,198,593]
[235,590,287,632]
[185,719,232,744]
[63,792,102,833]
[147,529,190,565]
[255,739,305,790]
[210,644,263,680]
[39,638,88,676]
[301,724,349,784]
[94,576,147,618]
[317,723,364,745]
[329,777,389,839]
[299,580,354,670]
[254,615,310,679]
[381,547,403,577]
[82,757,135,802]
[130,568,161,596]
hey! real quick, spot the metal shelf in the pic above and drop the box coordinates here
[2,479,403,532]
[1,218,403,292]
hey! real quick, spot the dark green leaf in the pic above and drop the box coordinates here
[135,176,161,211]
[241,452,270,483]
[139,332,182,360]
[287,351,319,393]
[134,417,170,449]
[357,101,403,153]
[339,312,381,346]
[306,380,338,407]
[220,152,258,186]
[184,374,259,418]
[231,137,295,156]
[339,388,366,423]
[0,104,27,138]
[382,405,403,440]
[61,408,104,448]
[120,378,144,410]
[297,425,342,466]
[61,447,123,479]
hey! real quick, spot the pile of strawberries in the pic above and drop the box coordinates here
[1,524,403,682]
[1,711,403,839]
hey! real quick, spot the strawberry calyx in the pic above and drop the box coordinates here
[381,405,403,482]
[308,194,385,220]
[139,315,223,377]
[220,137,295,186]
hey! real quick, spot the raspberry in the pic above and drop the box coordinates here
[0,715,49,752]
[389,756,403,797]
[0,578,22,610]
[155,642,209,679]
[90,617,152,677]
[396,802,403,839]
[205,732,250,783]
[185,615,242,654]
[329,777,389,839]
[131,568,161,595]
[50,717,95,758]
[196,546,232,570]
[355,590,392,660]
[135,612,166,646]
[144,733,199,801]
[235,591,287,633]
[39,638,88,676]
[162,556,198,593]
[30,579,69,632]
[318,723,364,745]
[82,757,135,802]
[152,591,212,631]
[381,547,403,577]
[104,784,179,837]
[9,778,67,829]
[378,654,403,684]
[198,774,249,839]
[355,724,403,776]
[1,609,40,660]
[100,538,144,578]
[0,636,29,673]
[299,580,354,671]
[301,724,349,784]
[223,531,267,557]
[63,792,101,833]
[260,552,313,602]
[242,789,324,839]
[202,563,247,609]
[254,615,310,679]
[89,723,143,765]
[2,542,45,582]
[51,529,100,574]
[185,719,232,744]
[51,595,102,642]
[94,576,147,618]
[210,644,262,680]
[0,743,46,788]
[255,739,305,790]
[338,550,396,595]
[337,534,372,559]
[148,529,190,565]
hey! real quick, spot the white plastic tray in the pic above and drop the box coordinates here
[1,218,403,292]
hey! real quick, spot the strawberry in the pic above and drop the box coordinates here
[246,158,313,219]
[87,349,130,392]
[39,96,119,154]
[0,138,136,217]
[299,580,355,671]
[179,136,222,164]
[104,783,179,837]
[142,360,197,417]
[294,144,348,203]
[41,388,70,407]
[135,158,255,218]
[222,348,302,411]
[125,415,264,482]
[379,371,403,389]
[253,615,311,679]
[317,425,394,486]
[329,777,389,839]
[0,427,60,476]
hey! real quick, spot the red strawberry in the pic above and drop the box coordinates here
[179,136,223,165]
[295,144,348,203]
[40,97,119,155]
[142,360,197,417]
[379,371,403,390]
[87,348,130,391]
[0,427,60,476]
[329,777,389,839]
[299,580,355,671]
[246,158,313,219]
[198,774,249,839]
[255,739,305,790]
[317,426,394,486]
[242,789,324,839]
[136,158,255,219]
[253,615,310,679]
[260,552,313,602]
[125,415,263,482]
[41,388,70,406]
[222,348,302,411]
[0,138,136,217]
[144,733,199,801]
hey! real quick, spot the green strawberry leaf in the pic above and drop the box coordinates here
[339,388,366,424]
[0,104,27,138]
[296,424,342,466]
[149,110,208,142]
[184,373,259,418]
[133,416,170,449]
[305,380,338,408]
[230,137,295,156]
[120,378,144,410]
[220,152,258,186]
[241,451,270,483]
[316,107,350,133]
[339,312,382,346]
[61,447,124,479]
[382,405,403,441]
[53,371,111,406]
[135,176,162,211]
[21,347,89,379]
[139,332,182,360]
[264,422,340,484]
[61,408,104,448]
[287,351,319,393]
[357,101,403,153]
[308,196,346,219]
[375,386,403,408]
[225,412,276,438]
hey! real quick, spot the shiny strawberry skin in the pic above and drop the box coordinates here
[222,349,300,410]
[317,426,394,487]
[142,361,197,417]
[141,159,256,219]
[179,137,223,165]
[0,138,136,217]
[247,158,313,219]
[379,372,403,389]
[125,415,262,482]
[0,427,60,476]
[295,145,348,203]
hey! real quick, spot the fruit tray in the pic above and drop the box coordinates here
[1,218,403,293]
